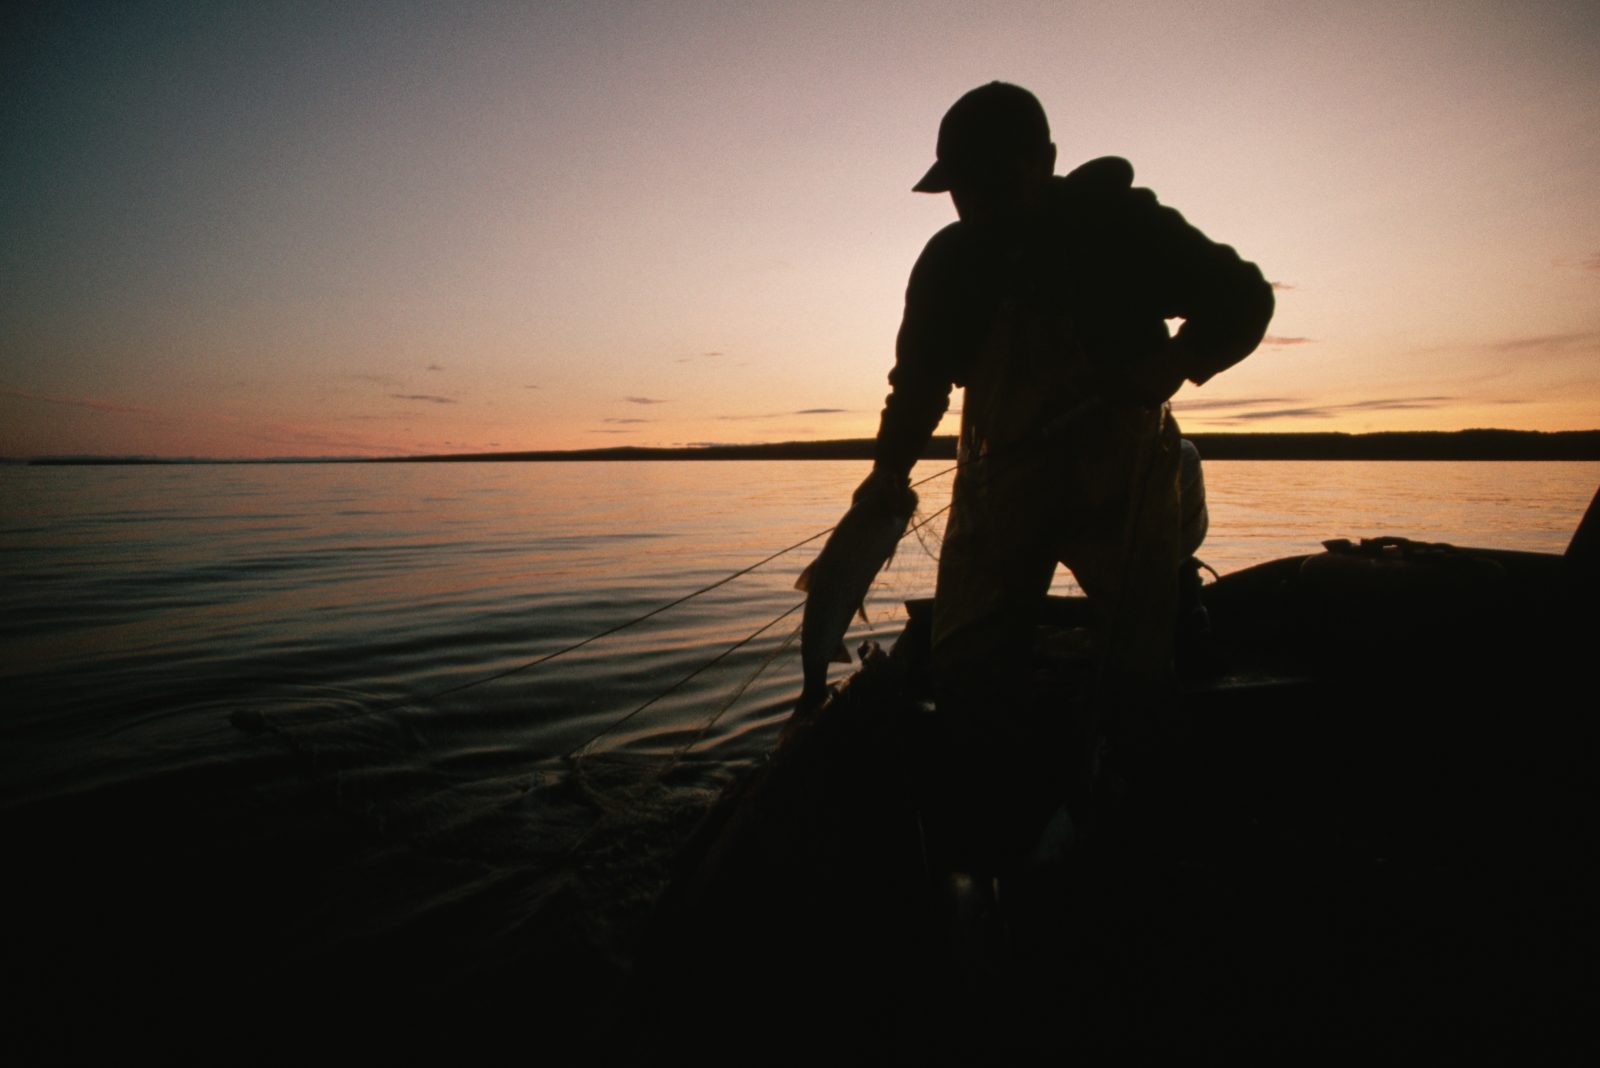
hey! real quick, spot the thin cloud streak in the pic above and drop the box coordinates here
[1,388,158,416]
[625,396,668,404]
[1217,395,1457,422]
[241,423,415,455]
[1488,332,1597,353]
[1411,332,1600,357]
[389,394,457,404]
[715,408,851,421]
[1262,336,1314,346]
[1173,396,1299,412]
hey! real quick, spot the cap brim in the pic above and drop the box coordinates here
[911,160,950,193]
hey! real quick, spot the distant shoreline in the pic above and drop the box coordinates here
[21,429,1600,465]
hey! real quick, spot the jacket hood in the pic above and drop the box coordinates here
[1057,155,1135,196]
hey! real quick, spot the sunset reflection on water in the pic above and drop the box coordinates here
[4,459,1595,766]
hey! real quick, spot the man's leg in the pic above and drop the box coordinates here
[1065,409,1184,743]
[927,455,1059,870]
[930,452,1059,688]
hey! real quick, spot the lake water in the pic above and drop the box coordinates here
[2,459,1596,1053]
[5,460,1593,768]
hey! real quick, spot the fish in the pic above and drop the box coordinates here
[793,482,917,716]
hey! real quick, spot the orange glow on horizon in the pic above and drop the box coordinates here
[3,3,1596,459]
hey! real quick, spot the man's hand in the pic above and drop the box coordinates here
[853,467,914,513]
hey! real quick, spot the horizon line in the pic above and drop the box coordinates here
[14,428,1600,466]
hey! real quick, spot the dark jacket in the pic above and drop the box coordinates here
[873,157,1274,477]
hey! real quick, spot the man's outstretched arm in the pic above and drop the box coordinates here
[870,225,995,487]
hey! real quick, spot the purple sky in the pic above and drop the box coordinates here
[3,1,1596,457]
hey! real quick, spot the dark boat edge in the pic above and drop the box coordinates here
[633,496,1600,1062]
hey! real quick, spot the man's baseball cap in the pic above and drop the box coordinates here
[912,82,1052,193]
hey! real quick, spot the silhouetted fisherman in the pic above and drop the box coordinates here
[857,82,1273,866]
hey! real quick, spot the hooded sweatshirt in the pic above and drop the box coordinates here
[873,156,1274,478]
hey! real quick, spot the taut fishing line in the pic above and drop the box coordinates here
[233,462,973,750]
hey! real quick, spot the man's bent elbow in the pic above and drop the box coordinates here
[1189,266,1274,385]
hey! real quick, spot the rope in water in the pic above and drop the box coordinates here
[394,461,962,713]
[558,494,959,849]
[566,599,807,759]
[248,403,1109,745]
[232,461,962,746]
[677,616,807,758]
[561,467,961,761]
[554,615,809,862]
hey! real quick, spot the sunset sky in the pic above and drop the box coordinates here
[3,0,1596,459]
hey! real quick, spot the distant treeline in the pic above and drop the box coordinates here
[24,429,1600,465]
[376,429,1600,462]
[1187,430,1600,461]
